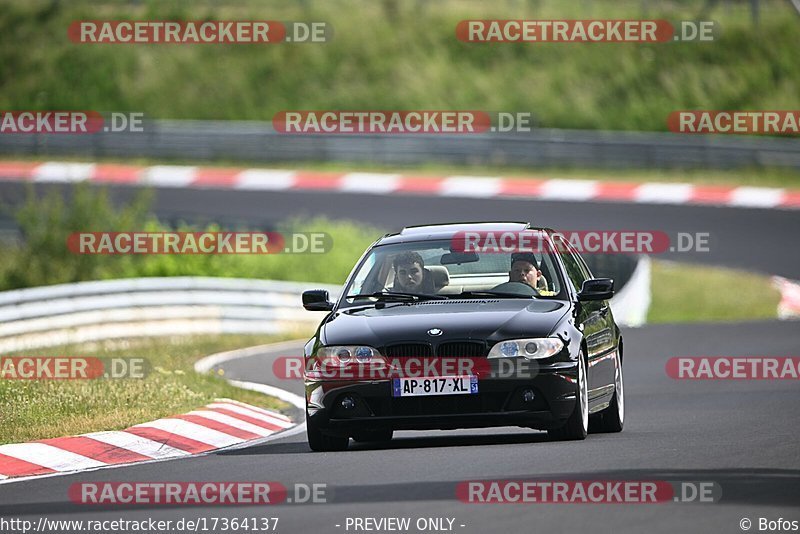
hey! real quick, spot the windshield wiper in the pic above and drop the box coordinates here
[343,301,409,313]
[346,291,448,302]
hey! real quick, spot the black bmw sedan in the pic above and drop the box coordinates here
[301,222,624,451]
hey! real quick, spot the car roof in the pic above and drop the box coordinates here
[377,222,552,245]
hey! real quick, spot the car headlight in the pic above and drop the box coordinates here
[487,338,564,360]
[315,346,382,366]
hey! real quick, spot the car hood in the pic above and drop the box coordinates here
[322,299,570,347]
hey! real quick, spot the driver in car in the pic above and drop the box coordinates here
[391,251,436,294]
[509,252,555,295]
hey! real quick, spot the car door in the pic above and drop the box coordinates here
[573,247,618,398]
[554,236,616,400]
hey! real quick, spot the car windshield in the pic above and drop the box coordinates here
[342,238,566,306]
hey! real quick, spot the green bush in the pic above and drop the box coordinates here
[0,184,381,290]
[1,184,153,288]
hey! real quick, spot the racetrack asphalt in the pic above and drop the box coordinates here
[0,182,798,277]
[0,182,797,533]
[1,321,798,533]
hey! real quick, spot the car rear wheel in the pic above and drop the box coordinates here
[547,353,588,441]
[590,348,625,433]
[306,412,349,452]
[351,430,394,443]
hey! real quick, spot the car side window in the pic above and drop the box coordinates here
[555,236,588,293]
[349,253,376,294]
[571,245,594,280]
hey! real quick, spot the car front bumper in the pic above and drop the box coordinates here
[305,361,579,436]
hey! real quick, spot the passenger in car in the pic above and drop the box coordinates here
[391,251,436,293]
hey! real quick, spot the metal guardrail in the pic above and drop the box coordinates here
[0,277,341,353]
[1,120,797,170]
[0,262,650,352]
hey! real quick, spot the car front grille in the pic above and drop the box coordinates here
[437,341,487,358]
[382,341,486,359]
[383,343,433,359]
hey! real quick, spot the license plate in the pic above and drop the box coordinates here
[391,376,478,397]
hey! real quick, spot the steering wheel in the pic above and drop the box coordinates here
[489,281,540,296]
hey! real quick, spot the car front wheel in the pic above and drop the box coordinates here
[306,412,349,452]
[548,353,588,441]
[590,348,624,433]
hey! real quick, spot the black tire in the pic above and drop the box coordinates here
[548,353,588,441]
[306,413,349,452]
[590,348,625,433]
[351,430,394,443]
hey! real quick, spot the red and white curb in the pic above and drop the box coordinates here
[1,160,798,210]
[0,398,294,482]
[773,276,800,319]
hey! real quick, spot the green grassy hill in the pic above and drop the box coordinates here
[1,0,797,131]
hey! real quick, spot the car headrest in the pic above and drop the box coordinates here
[427,266,450,291]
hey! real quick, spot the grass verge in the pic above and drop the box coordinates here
[0,333,310,444]
[648,259,780,323]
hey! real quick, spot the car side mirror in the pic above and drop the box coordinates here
[578,278,614,301]
[302,289,334,311]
